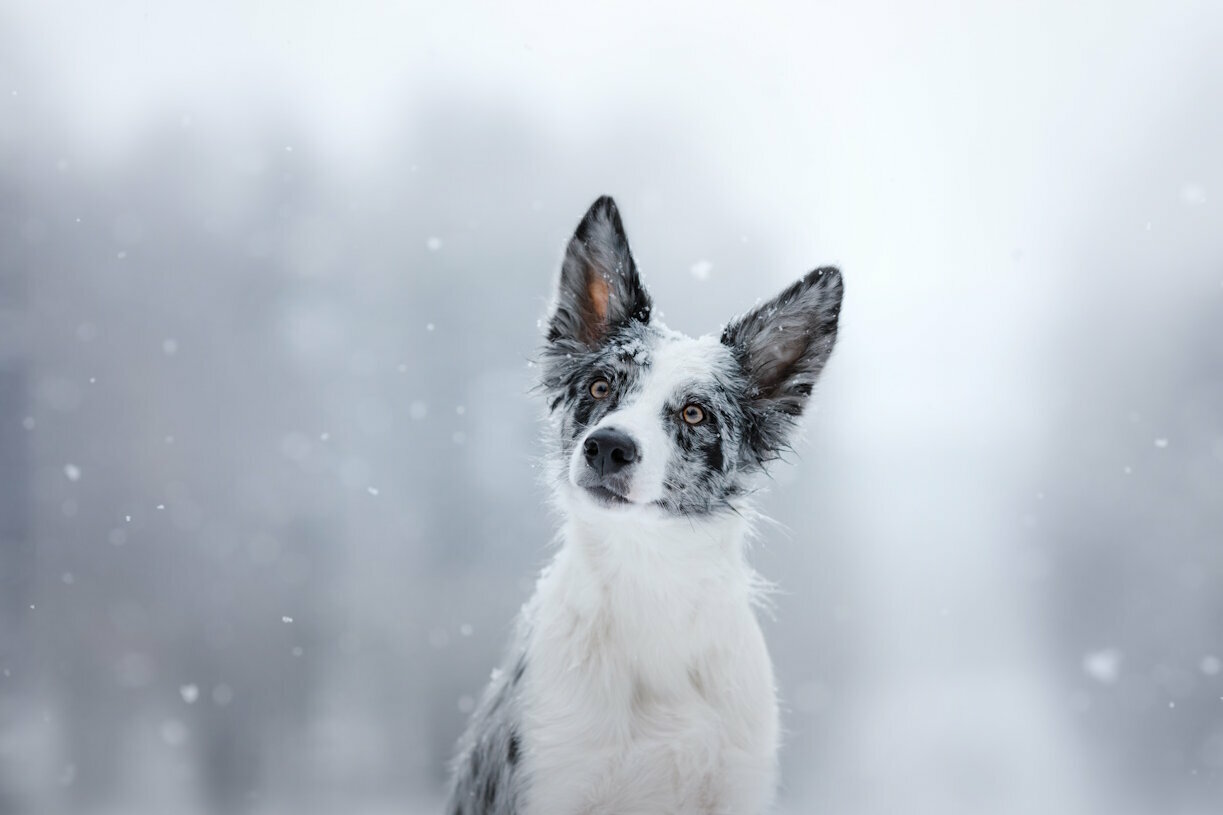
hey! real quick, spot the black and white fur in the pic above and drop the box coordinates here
[446,197,843,815]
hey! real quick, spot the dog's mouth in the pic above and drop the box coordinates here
[582,485,633,506]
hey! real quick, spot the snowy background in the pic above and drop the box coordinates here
[1,1,1222,813]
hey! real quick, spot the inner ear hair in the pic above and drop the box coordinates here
[587,272,610,325]
[548,196,652,350]
[723,266,843,404]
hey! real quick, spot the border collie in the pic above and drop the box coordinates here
[446,196,843,815]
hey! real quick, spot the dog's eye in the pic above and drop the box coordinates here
[589,379,611,399]
[681,404,705,425]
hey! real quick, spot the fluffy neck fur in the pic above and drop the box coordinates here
[536,495,764,689]
[516,496,779,815]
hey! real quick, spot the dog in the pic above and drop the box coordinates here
[445,196,843,815]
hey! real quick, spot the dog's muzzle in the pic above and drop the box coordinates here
[575,427,637,503]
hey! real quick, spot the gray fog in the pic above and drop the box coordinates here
[1,2,1221,813]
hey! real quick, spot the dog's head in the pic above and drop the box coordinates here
[540,196,843,518]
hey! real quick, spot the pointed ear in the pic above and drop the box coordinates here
[721,267,843,420]
[546,196,652,350]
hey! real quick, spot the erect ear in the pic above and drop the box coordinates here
[721,267,843,421]
[546,196,652,350]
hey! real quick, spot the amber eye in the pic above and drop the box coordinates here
[589,379,611,399]
[681,404,705,425]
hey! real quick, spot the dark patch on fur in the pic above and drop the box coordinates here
[445,645,527,815]
[702,435,724,474]
[507,731,520,766]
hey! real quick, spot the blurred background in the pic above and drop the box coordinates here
[1,1,1221,813]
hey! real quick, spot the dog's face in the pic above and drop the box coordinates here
[540,196,843,518]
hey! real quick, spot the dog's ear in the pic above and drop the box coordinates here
[546,196,652,350]
[722,267,843,453]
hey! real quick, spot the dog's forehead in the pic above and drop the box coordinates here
[619,329,730,397]
[650,332,727,376]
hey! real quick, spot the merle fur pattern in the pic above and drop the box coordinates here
[447,630,529,815]
[539,196,842,515]
[445,196,843,814]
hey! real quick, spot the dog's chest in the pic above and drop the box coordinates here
[517,540,778,815]
[523,676,734,815]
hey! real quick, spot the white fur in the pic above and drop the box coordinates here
[524,363,780,815]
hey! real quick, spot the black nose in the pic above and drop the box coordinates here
[583,428,638,476]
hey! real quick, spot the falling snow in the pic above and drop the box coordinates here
[1083,649,1122,684]
[1180,183,1207,205]
[4,10,1221,813]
